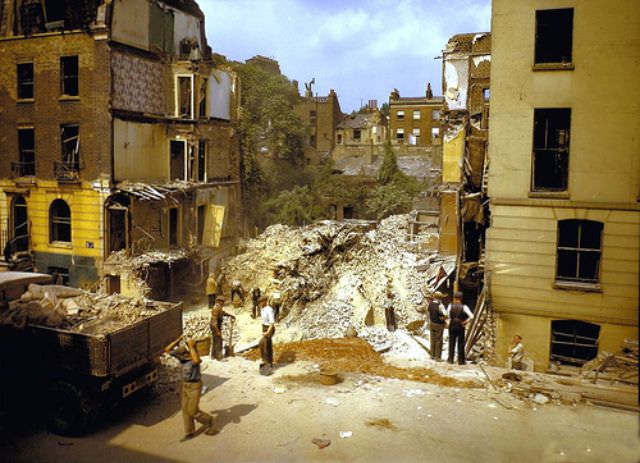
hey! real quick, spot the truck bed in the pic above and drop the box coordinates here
[18,302,182,378]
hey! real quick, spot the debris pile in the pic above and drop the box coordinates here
[223,214,455,342]
[0,284,173,334]
[579,339,638,386]
[183,310,240,347]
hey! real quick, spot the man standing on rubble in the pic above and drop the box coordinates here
[384,290,397,332]
[206,272,217,308]
[258,295,276,372]
[210,296,236,360]
[230,279,245,304]
[427,292,447,361]
[250,286,261,319]
[164,335,215,441]
[446,291,474,365]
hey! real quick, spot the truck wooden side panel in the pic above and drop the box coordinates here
[149,303,183,355]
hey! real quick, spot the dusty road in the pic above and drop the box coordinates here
[2,354,639,463]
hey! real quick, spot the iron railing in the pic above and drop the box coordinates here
[53,160,81,182]
[11,161,36,177]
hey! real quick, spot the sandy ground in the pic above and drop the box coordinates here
[2,351,639,463]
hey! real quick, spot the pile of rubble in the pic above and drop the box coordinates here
[0,283,171,334]
[223,214,454,343]
[183,310,240,347]
[579,339,638,386]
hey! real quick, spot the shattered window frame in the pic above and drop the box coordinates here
[535,8,574,65]
[17,62,34,99]
[60,56,79,97]
[556,219,603,284]
[49,198,71,244]
[199,77,208,118]
[531,108,571,192]
[175,74,194,119]
[17,127,36,176]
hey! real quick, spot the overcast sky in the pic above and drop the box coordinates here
[201,0,491,112]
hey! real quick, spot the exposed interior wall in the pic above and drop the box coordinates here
[444,59,468,111]
[438,190,459,256]
[111,0,150,50]
[208,70,232,120]
[111,50,164,115]
[442,127,464,183]
[172,8,202,54]
[114,119,169,182]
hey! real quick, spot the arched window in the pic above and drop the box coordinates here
[50,199,71,243]
[556,219,603,283]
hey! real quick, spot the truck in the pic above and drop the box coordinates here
[0,272,183,435]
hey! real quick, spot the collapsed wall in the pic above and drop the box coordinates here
[223,213,454,342]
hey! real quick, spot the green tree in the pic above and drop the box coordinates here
[365,183,414,220]
[378,140,401,185]
[262,185,317,226]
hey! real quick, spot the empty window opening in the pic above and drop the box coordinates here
[107,195,129,254]
[197,140,206,182]
[57,124,80,180]
[535,9,573,64]
[17,63,34,99]
[551,320,600,366]
[177,76,193,118]
[396,128,404,141]
[557,219,603,284]
[343,206,354,220]
[197,205,206,244]
[353,129,361,141]
[168,208,179,247]
[337,134,343,144]
[532,108,570,191]
[17,128,35,176]
[11,195,29,252]
[463,221,481,262]
[396,110,405,120]
[60,56,79,96]
[48,266,69,286]
[413,110,421,120]
[482,88,490,102]
[107,275,121,294]
[199,77,207,118]
[49,199,71,243]
[170,140,186,181]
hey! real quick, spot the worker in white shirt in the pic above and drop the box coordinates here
[446,291,474,365]
[258,296,276,373]
[510,334,524,370]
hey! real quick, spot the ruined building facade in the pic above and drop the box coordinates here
[439,32,491,311]
[0,0,242,296]
[486,0,638,369]
[294,84,342,162]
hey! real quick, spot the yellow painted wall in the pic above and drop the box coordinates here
[0,179,106,259]
[495,312,639,371]
[442,128,464,183]
[488,0,640,202]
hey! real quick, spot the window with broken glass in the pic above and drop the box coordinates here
[56,125,80,180]
[49,199,71,243]
[177,76,193,118]
[556,219,603,284]
[60,56,79,96]
[17,128,36,176]
[532,108,570,192]
[17,63,34,99]
[535,8,573,65]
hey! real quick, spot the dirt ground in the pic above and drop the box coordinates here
[2,351,639,463]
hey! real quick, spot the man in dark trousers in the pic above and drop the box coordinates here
[258,295,275,373]
[427,291,447,361]
[250,287,261,319]
[446,291,474,365]
[210,296,236,360]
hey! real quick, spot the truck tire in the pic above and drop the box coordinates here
[47,381,91,436]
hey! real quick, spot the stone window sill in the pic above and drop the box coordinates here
[17,98,34,104]
[554,281,602,293]
[529,191,570,199]
[59,95,80,102]
[49,241,72,249]
[533,63,575,71]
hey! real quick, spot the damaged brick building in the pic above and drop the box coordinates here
[486,1,638,370]
[0,0,243,298]
[439,32,491,310]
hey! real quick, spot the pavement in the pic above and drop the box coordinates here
[2,355,639,463]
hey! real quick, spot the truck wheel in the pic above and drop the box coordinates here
[47,382,91,436]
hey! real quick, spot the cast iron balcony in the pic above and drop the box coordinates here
[11,161,36,177]
[53,160,82,183]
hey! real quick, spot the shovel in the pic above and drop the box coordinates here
[224,318,235,357]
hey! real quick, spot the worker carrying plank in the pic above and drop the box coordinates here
[164,335,216,442]
[446,291,474,365]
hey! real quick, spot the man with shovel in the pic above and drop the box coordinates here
[210,296,236,361]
